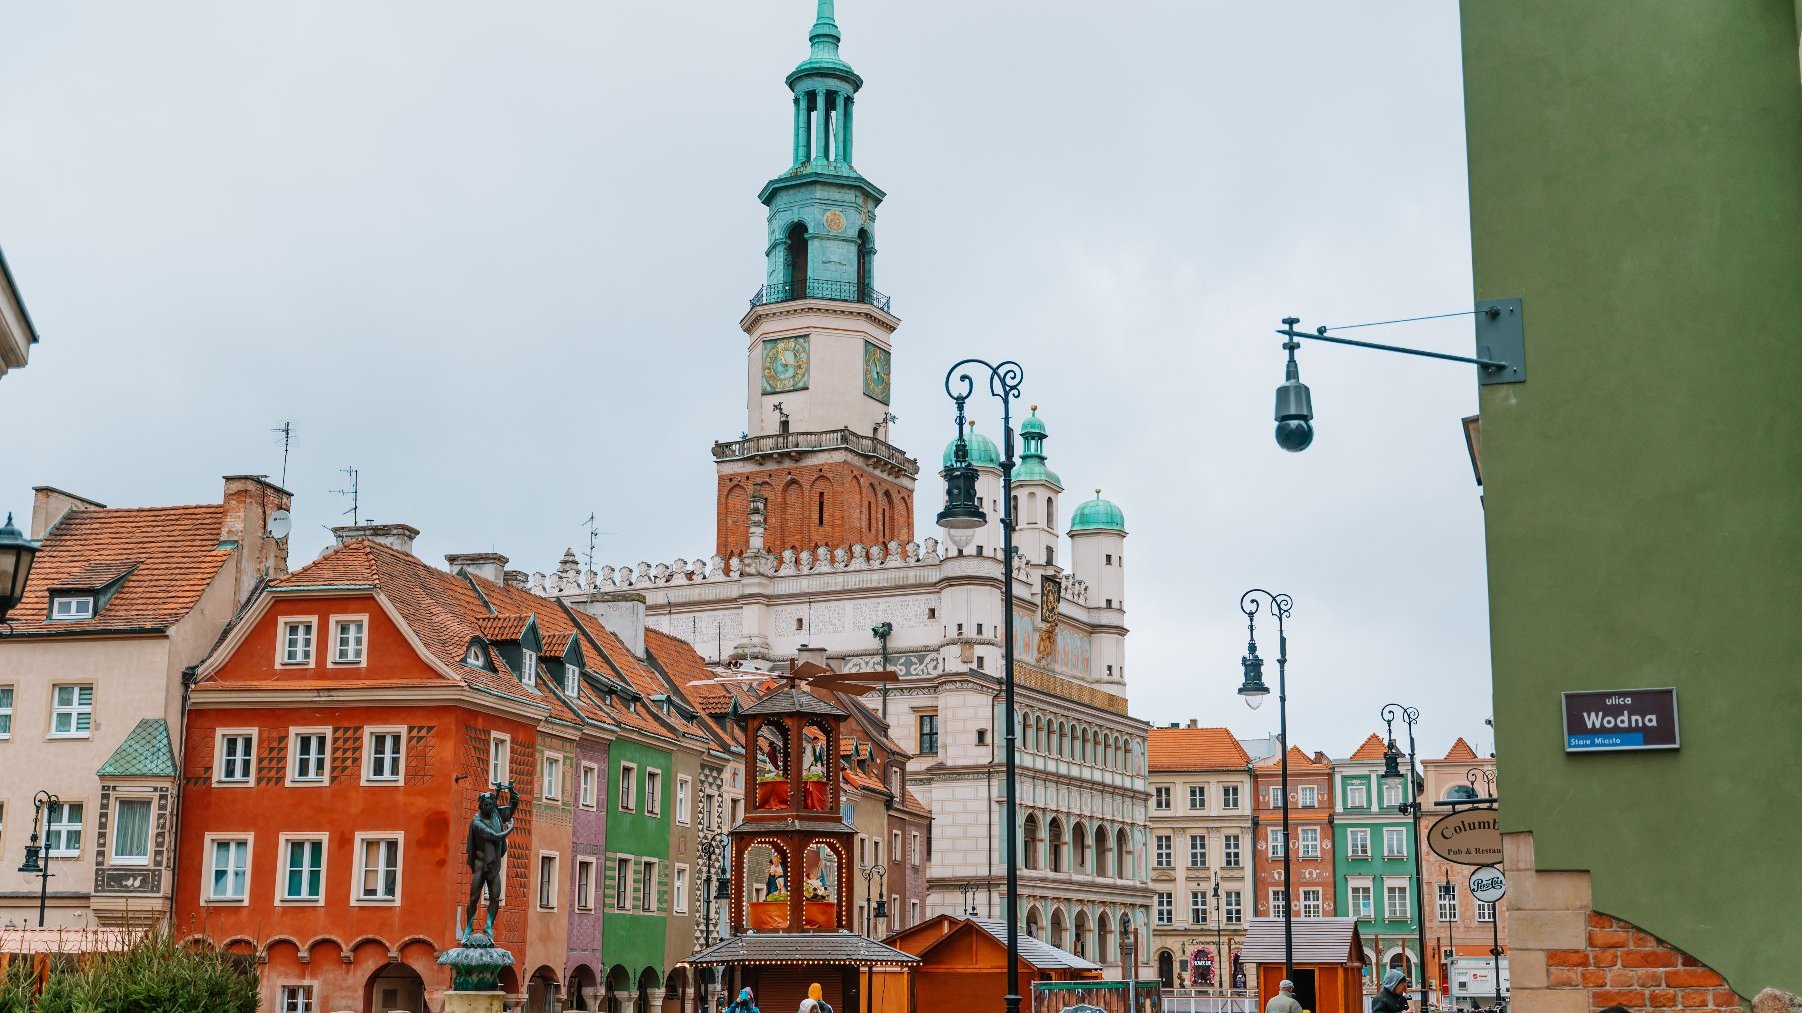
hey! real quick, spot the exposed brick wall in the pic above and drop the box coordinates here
[1544,912,1738,1011]
[717,460,914,558]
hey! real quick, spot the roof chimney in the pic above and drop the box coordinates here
[503,569,530,589]
[332,522,420,556]
[30,486,105,540]
[796,644,831,671]
[447,552,509,585]
[221,475,293,603]
[1187,718,1198,729]
[579,591,646,659]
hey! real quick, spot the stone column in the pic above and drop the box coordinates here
[646,987,667,1013]
[841,95,853,164]
[794,92,808,164]
[813,90,830,163]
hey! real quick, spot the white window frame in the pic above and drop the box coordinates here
[45,800,84,857]
[1476,898,1497,923]
[1155,891,1173,925]
[363,727,405,785]
[1267,827,1285,859]
[1384,827,1408,858]
[674,862,690,914]
[1300,888,1323,918]
[50,595,94,620]
[49,683,93,738]
[615,855,632,910]
[1188,834,1207,868]
[213,728,257,786]
[109,795,154,866]
[1154,834,1172,868]
[1299,826,1320,858]
[1189,890,1207,924]
[576,856,597,911]
[1269,889,1287,918]
[1347,780,1368,810]
[277,832,329,906]
[1383,779,1403,808]
[1188,785,1206,810]
[519,649,538,688]
[1153,786,1171,811]
[1225,890,1243,925]
[328,614,367,667]
[1386,882,1411,921]
[564,663,581,697]
[891,830,902,864]
[1348,828,1371,858]
[278,984,315,1013]
[1222,784,1240,810]
[910,832,921,867]
[537,851,559,911]
[277,617,317,667]
[645,768,662,817]
[676,775,692,826]
[1298,785,1318,809]
[0,683,12,738]
[641,858,658,913]
[488,732,510,788]
[287,728,330,785]
[351,832,403,905]
[1223,833,1241,868]
[1350,883,1374,919]
[202,833,251,905]
[542,752,564,803]
[619,763,637,812]
[1437,882,1459,922]
[579,762,599,810]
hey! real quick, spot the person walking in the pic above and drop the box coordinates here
[798,982,833,1013]
[1372,969,1411,1013]
[1264,979,1304,1013]
[726,987,761,1013]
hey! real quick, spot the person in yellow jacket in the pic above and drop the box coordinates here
[798,982,833,1013]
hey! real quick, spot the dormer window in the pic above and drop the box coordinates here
[50,596,94,621]
[520,649,538,688]
[465,644,486,667]
[565,665,581,696]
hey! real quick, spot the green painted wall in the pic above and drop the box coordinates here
[1333,772,1417,959]
[602,736,674,982]
[1461,1,1802,994]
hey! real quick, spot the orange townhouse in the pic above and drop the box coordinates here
[176,525,607,1013]
[1252,746,1335,922]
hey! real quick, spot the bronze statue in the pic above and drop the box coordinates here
[464,782,517,939]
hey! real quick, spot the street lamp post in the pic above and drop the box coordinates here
[1379,704,1428,1012]
[1123,928,1136,1013]
[16,791,60,927]
[938,357,1026,1013]
[859,864,888,937]
[1213,874,1224,990]
[1441,866,1452,1007]
[0,513,42,630]
[697,834,730,1012]
[1234,589,1293,983]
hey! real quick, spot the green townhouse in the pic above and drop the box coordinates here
[1333,734,1420,982]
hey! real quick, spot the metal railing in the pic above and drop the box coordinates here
[1159,989,1257,1013]
[749,279,893,314]
[711,427,919,476]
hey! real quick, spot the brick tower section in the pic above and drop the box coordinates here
[717,461,914,559]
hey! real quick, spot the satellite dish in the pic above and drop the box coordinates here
[267,509,293,540]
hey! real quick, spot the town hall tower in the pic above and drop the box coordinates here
[715,0,917,559]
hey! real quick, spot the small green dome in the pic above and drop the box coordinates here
[1019,408,1048,438]
[1070,490,1126,532]
[942,429,1002,469]
[1011,407,1060,485]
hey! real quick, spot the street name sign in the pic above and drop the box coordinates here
[1562,687,1680,752]
[1428,809,1503,866]
[1469,866,1507,904]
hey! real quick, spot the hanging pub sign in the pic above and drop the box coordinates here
[1561,687,1680,752]
[1428,809,1503,866]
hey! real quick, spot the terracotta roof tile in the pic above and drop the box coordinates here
[473,614,531,642]
[49,559,140,591]
[1254,745,1332,772]
[1348,733,1389,762]
[1441,737,1478,761]
[1148,726,1251,771]
[540,631,573,656]
[10,505,230,634]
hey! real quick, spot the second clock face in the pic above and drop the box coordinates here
[863,340,891,404]
[762,335,811,394]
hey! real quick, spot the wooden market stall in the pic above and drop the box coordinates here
[887,915,1101,1013]
[1242,918,1365,1013]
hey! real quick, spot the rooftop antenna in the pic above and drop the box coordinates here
[272,422,294,487]
[332,467,361,525]
[580,513,617,577]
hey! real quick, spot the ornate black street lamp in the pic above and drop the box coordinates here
[1235,589,1292,982]
[0,513,41,629]
[938,357,1025,1013]
[16,791,60,926]
[696,832,731,1011]
[1213,874,1224,990]
[1379,704,1428,1012]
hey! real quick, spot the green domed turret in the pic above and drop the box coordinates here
[1070,489,1126,533]
[942,426,1002,469]
[1012,407,1061,486]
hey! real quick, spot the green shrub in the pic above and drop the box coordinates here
[8,931,258,1013]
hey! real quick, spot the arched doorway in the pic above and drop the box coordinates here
[636,967,662,1013]
[605,965,633,1013]
[567,965,599,1010]
[1156,950,1175,988]
[1049,908,1068,951]
[1025,905,1043,939]
[364,963,426,1013]
[1073,909,1090,959]
[526,965,560,1013]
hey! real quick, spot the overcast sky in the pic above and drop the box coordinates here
[0,2,1490,761]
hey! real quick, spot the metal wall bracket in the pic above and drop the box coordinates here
[1475,298,1526,385]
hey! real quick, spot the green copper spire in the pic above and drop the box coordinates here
[809,0,842,61]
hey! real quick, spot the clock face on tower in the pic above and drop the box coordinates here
[762,335,811,394]
[863,341,892,404]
